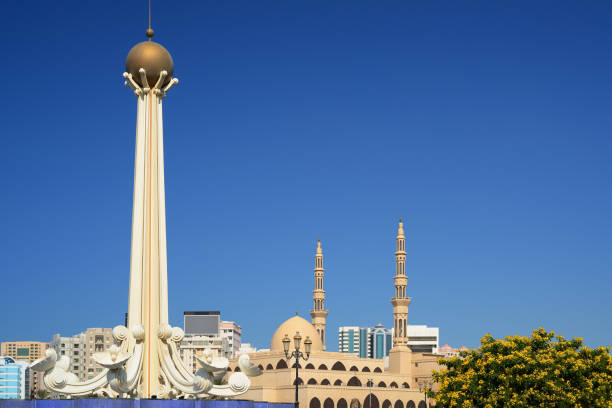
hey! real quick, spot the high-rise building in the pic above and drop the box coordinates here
[338,324,393,359]
[50,328,114,381]
[1,341,48,364]
[0,357,30,399]
[309,239,328,350]
[220,321,241,358]
[406,325,439,354]
[0,341,49,395]
[179,311,242,372]
[184,311,220,336]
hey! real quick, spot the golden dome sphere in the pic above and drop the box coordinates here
[126,40,174,87]
[270,315,323,352]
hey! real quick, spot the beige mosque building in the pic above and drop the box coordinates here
[228,220,442,408]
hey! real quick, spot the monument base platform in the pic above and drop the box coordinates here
[0,400,293,408]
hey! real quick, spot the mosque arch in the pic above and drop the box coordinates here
[382,400,392,408]
[373,367,382,373]
[307,378,318,385]
[266,364,273,370]
[291,362,302,369]
[234,367,241,372]
[257,365,264,371]
[332,361,346,371]
[350,399,361,408]
[378,381,386,387]
[334,379,343,386]
[394,401,403,408]
[324,398,334,408]
[310,398,321,408]
[305,363,315,369]
[321,379,331,385]
[350,365,359,371]
[337,399,348,408]
[406,402,416,408]
[318,364,328,370]
[363,394,379,408]
[293,377,304,386]
[417,403,426,408]
[401,382,410,389]
[226,367,232,372]
[276,360,288,369]
[362,367,371,372]
[347,376,362,387]
[390,382,398,388]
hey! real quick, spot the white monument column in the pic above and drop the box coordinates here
[30,29,260,399]
[123,30,178,397]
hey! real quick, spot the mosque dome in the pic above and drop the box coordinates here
[270,315,323,352]
[126,35,174,87]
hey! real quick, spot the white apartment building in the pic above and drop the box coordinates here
[405,325,439,354]
[220,321,241,358]
[179,312,243,372]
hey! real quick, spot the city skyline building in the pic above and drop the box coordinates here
[0,341,49,396]
[338,324,393,359]
[0,357,30,399]
[50,328,114,381]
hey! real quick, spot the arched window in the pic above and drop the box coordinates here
[377,381,386,387]
[350,366,359,372]
[324,398,334,408]
[401,382,410,389]
[234,366,241,372]
[373,367,382,373]
[293,378,304,386]
[276,359,288,369]
[305,363,315,369]
[347,376,362,387]
[382,400,392,408]
[417,403,426,408]
[318,364,328,370]
[321,379,330,385]
[334,379,343,386]
[266,364,273,370]
[363,394,379,408]
[307,378,317,385]
[226,367,232,372]
[394,401,403,408]
[291,362,302,369]
[390,382,398,388]
[338,399,348,408]
[310,398,321,408]
[350,399,361,408]
[332,361,346,371]
[362,366,371,372]
[406,402,416,408]
[257,365,264,371]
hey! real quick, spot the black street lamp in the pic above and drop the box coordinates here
[282,332,312,408]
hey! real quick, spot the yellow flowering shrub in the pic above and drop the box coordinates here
[431,328,612,407]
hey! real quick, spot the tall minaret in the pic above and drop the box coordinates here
[310,239,328,350]
[391,218,411,348]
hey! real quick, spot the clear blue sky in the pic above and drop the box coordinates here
[1,1,610,351]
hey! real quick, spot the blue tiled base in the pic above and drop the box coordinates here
[0,400,293,408]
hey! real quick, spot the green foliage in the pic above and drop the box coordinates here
[34,389,50,399]
[432,328,612,408]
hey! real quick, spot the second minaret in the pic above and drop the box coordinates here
[310,239,328,350]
